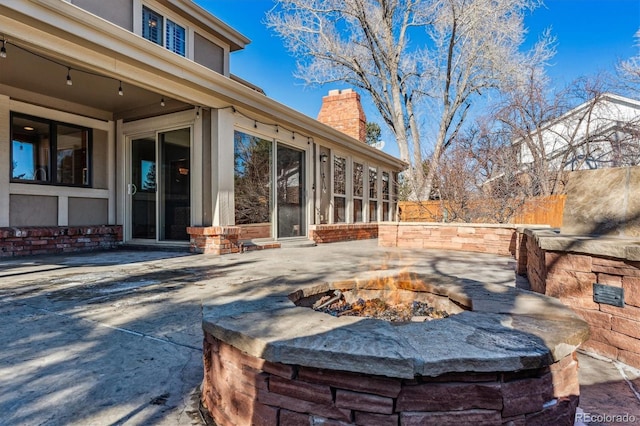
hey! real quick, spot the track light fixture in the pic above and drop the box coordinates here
[196,106,200,118]
[160,97,165,107]
[221,104,315,144]
[1,40,143,101]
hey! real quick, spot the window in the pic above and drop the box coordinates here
[382,171,390,221]
[368,166,378,222]
[166,20,186,56]
[142,6,163,46]
[392,172,399,221]
[353,161,364,222]
[11,114,91,186]
[234,131,272,230]
[142,6,186,56]
[333,155,347,223]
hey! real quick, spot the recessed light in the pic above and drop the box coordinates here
[23,126,34,131]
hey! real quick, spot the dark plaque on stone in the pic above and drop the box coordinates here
[593,283,624,308]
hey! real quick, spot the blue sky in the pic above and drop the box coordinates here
[196,0,639,157]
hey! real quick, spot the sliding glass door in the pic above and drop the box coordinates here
[131,136,156,239]
[159,128,191,240]
[276,144,305,238]
[129,128,191,242]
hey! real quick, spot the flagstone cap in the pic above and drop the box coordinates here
[202,273,589,379]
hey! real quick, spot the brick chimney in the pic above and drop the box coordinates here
[317,89,367,142]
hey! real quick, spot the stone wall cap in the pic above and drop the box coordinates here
[386,222,527,229]
[526,228,640,261]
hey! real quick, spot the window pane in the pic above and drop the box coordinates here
[354,199,363,223]
[11,115,50,182]
[383,202,389,221]
[353,162,363,197]
[334,197,345,223]
[369,166,378,199]
[160,128,190,241]
[277,145,305,238]
[166,20,186,56]
[334,156,346,195]
[234,131,272,229]
[382,171,390,200]
[369,201,377,222]
[56,125,89,185]
[142,6,163,46]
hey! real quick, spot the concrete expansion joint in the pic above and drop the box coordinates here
[579,349,640,403]
[614,360,640,403]
[13,300,202,352]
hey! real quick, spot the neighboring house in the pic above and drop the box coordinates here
[518,93,640,171]
[0,1,405,256]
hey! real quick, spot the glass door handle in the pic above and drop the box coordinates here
[128,183,138,195]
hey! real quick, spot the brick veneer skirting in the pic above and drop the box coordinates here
[202,334,580,426]
[187,226,242,255]
[309,223,378,244]
[0,225,122,257]
[520,228,640,369]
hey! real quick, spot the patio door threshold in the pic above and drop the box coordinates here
[123,239,189,252]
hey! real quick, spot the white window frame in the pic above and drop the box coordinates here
[332,153,348,223]
[381,170,391,221]
[368,165,379,222]
[352,159,365,223]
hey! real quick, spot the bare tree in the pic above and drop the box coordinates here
[431,69,640,223]
[619,29,640,90]
[505,76,640,197]
[266,0,550,199]
[431,118,530,223]
[492,56,568,196]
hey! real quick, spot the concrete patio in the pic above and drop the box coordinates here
[0,240,638,425]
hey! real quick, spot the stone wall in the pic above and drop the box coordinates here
[521,228,640,369]
[202,334,580,426]
[309,223,378,244]
[0,225,122,257]
[378,222,640,369]
[378,222,525,257]
[562,166,640,237]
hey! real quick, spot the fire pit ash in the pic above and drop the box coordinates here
[307,276,453,321]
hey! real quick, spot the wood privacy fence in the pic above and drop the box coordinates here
[398,195,566,227]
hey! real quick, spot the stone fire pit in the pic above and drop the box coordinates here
[201,273,589,425]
